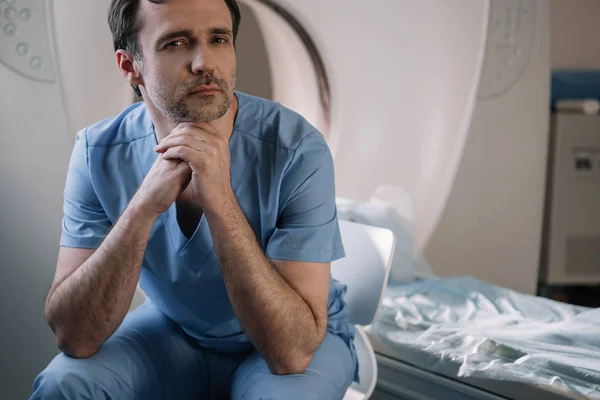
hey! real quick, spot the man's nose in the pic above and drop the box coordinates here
[191,46,215,75]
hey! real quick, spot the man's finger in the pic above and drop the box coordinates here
[155,134,207,153]
[161,145,199,163]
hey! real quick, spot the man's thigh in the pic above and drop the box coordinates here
[231,332,356,400]
[30,300,209,400]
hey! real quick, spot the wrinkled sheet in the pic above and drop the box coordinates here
[372,277,600,398]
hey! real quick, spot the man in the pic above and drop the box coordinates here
[30,0,357,398]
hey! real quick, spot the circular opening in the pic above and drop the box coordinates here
[236,0,334,146]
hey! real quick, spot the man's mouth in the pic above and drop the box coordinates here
[189,85,221,95]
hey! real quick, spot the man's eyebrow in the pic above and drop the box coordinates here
[211,27,233,37]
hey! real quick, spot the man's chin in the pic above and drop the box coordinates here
[187,92,219,102]
[177,100,229,122]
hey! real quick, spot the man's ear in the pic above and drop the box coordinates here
[116,50,144,88]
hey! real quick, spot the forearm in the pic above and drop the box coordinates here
[206,195,323,374]
[46,200,157,358]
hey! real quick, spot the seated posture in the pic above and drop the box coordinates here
[30,0,357,398]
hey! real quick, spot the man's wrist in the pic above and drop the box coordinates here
[127,196,160,222]
[204,189,239,224]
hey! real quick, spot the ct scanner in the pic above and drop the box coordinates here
[1,0,554,398]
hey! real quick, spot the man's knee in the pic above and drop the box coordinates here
[231,334,355,400]
[31,368,86,400]
[30,353,121,400]
[232,363,348,400]
[237,374,347,400]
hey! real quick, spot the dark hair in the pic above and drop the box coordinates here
[108,0,241,54]
[108,0,241,95]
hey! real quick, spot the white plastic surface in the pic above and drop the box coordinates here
[478,0,536,99]
[0,2,71,395]
[0,0,55,81]
[345,326,379,400]
[343,387,366,400]
[332,220,395,327]
[285,0,487,251]
[239,0,489,251]
[51,0,133,135]
[337,193,437,284]
[332,221,394,400]
[424,0,550,295]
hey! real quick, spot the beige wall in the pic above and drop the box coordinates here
[551,0,600,69]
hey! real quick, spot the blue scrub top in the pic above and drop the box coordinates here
[60,91,356,359]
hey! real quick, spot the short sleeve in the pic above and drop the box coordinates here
[59,130,111,248]
[266,131,345,263]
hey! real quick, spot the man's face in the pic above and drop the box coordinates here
[136,0,236,123]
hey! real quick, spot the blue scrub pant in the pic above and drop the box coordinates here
[30,300,356,399]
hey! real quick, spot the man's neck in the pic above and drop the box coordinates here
[149,94,239,142]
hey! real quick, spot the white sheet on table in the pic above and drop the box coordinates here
[372,277,600,398]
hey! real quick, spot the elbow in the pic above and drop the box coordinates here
[65,348,99,360]
[49,319,99,359]
[268,326,326,375]
[45,302,99,359]
[56,335,99,359]
[268,351,314,376]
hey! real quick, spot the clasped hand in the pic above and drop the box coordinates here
[154,122,232,215]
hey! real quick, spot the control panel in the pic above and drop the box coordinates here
[0,0,55,82]
[542,113,600,285]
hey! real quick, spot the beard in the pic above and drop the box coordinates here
[148,70,236,123]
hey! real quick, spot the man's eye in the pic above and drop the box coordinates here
[213,37,228,44]
[166,40,185,48]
